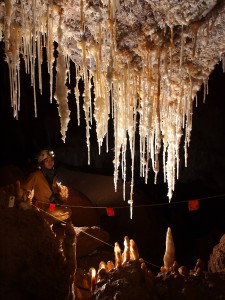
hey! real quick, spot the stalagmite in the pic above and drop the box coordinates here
[162,227,175,271]
[130,239,139,261]
[122,236,130,263]
[106,260,115,271]
[114,242,122,268]
[99,261,107,270]
[0,0,225,213]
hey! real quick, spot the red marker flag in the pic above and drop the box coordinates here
[49,203,56,211]
[106,207,115,216]
[188,199,199,211]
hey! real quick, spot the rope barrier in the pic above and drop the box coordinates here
[143,259,161,269]
[29,191,225,270]
[33,204,160,269]
[33,204,114,248]
[36,192,225,210]
[78,230,114,248]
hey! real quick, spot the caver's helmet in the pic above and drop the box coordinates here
[37,150,55,164]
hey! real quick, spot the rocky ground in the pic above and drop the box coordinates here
[1,165,225,299]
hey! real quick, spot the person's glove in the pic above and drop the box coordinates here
[57,183,69,202]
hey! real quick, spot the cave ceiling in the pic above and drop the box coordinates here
[0,0,225,209]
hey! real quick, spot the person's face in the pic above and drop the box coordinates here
[43,156,54,169]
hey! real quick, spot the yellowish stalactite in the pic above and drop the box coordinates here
[179,25,184,68]
[107,0,117,91]
[139,57,153,182]
[128,73,138,217]
[31,0,37,117]
[91,24,110,154]
[93,84,110,153]
[74,65,81,126]
[4,0,13,53]
[192,23,200,58]
[183,75,194,168]
[175,90,184,181]
[169,25,174,86]
[37,32,43,95]
[108,0,120,20]
[112,81,121,193]
[153,49,161,186]
[55,51,70,142]
[1,0,221,211]
[7,25,21,119]
[80,37,92,164]
[21,33,31,75]
[4,0,55,120]
[203,78,209,103]
[77,0,93,164]
[121,67,128,201]
[46,0,54,102]
[80,0,84,32]
[4,0,21,119]
[54,9,70,143]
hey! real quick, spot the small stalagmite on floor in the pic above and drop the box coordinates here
[89,236,155,300]
[79,227,225,300]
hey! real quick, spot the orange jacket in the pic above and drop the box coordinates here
[22,170,60,209]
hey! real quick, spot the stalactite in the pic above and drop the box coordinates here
[54,8,70,143]
[46,0,54,102]
[0,0,223,215]
[32,0,37,117]
[192,24,199,58]
[74,66,81,126]
[179,25,184,68]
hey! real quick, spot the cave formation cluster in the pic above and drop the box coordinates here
[0,0,225,213]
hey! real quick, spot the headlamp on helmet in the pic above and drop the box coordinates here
[37,150,55,164]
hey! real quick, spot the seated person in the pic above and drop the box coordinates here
[22,149,72,223]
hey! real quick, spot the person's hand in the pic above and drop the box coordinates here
[57,183,69,201]
[26,189,34,205]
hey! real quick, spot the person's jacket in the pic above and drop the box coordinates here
[22,169,60,209]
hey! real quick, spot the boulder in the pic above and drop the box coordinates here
[208,234,225,272]
[66,187,100,227]
[0,204,72,300]
[75,226,110,258]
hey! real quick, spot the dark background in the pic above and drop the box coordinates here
[1,40,225,269]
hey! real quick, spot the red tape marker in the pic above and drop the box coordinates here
[106,207,115,216]
[49,203,56,211]
[188,199,199,211]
